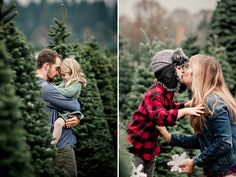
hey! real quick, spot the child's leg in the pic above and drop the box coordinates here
[133,156,156,177]
[51,118,66,145]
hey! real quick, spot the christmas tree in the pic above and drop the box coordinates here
[121,33,170,124]
[207,0,236,95]
[181,34,200,58]
[1,3,60,177]
[48,14,116,177]
[119,35,135,120]
[81,36,117,154]
[204,36,234,91]
[0,41,34,177]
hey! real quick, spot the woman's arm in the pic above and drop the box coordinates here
[192,101,232,167]
[156,126,200,149]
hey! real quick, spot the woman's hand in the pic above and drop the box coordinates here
[65,115,80,128]
[179,159,195,173]
[155,126,171,142]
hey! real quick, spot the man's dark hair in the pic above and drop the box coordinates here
[36,48,61,69]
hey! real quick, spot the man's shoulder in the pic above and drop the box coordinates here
[37,78,49,88]
[37,78,57,93]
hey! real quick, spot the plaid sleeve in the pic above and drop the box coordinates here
[172,102,185,109]
[145,93,178,126]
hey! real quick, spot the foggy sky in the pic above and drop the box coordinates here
[119,0,217,20]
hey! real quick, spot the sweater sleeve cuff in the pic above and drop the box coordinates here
[193,155,203,167]
[178,102,186,109]
[169,133,176,145]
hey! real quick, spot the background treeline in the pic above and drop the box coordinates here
[119,0,236,176]
[119,0,213,55]
[0,1,117,177]
[7,0,117,51]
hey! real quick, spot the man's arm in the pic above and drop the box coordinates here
[42,83,81,112]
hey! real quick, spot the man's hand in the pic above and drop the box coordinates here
[65,115,80,128]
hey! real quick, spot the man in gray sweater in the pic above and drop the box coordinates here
[36,48,81,177]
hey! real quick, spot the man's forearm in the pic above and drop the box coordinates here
[43,86,81,112]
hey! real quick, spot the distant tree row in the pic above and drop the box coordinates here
[9,0,117,51]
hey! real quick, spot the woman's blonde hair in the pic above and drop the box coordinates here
[190,54,236,133]
[60,58,87,87]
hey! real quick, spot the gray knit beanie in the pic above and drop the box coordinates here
[151,48,187,73]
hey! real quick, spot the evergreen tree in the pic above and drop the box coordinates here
[123,65,154,125]
[1,3,60,177]
[0,41,35,177]
[82,37,117,151]
[107,50,117,98]
[74,48,116,177]
[204,36,234,91]
[48,16,74,58]
[207,0,236,95]
[13,0,117,50]
[181,34,200,57]
[48,16,116,177]
[121,33,171,123]
[105,47,118,151]
[119,35,135,120]
[119,127,132,177]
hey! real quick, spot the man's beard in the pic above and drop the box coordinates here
[47,76,54,82]
[47,68,54,82]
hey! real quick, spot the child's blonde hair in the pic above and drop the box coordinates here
[60,58,87,87]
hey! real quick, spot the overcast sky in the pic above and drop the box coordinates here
[119,0,218,20]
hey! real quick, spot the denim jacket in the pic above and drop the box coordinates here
[170,93,236,176]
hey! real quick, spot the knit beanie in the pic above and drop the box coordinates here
[151,48,188,92]
[152,49,174,72]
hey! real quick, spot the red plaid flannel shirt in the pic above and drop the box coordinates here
[126,81,185,160]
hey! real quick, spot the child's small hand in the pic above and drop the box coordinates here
[185,100,193,107]
[65,115,80,128]
[188,104,205,116]
[178,104,204,119]
[155,126,171,142]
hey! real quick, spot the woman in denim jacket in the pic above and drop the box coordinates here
[157,54,236,177]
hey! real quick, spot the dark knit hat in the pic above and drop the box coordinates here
[151,48,188,92]
[151,48,188,73]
